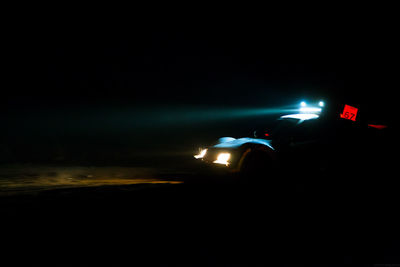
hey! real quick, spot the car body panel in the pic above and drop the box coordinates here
[213,137,274,150]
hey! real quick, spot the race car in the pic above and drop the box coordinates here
[193,100,390,179]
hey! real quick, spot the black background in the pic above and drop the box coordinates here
[1,7,399,266]
[3,8,397,165]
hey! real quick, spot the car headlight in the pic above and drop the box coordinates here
[194,148,207,159]
[213,152,231,166]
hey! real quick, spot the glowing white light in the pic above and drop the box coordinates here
[319,101,325,107]
[194,148,207,159]
[300,101,307,107]
[299,107,322,113]
[213,153,231,166]
[280,114,319,120]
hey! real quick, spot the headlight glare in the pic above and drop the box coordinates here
[194,148,207,159]
[213,153,231,166]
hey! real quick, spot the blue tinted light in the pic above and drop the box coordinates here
[280,113,319,120]
[299,107,322,113]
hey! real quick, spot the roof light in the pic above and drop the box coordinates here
[299,107,322,113]
[280,114,319,120]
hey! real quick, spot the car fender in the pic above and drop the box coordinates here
[236,144,276,172]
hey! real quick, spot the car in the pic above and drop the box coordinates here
[193,101,390,181]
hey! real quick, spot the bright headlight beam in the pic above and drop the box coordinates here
[213,153,231,166]
[300,101,307,107]
[194,148,207,159]
[319,101,325,107]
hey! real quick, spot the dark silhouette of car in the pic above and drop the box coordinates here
[194,102,390,181]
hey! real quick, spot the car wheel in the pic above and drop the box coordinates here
[240,151,273,184]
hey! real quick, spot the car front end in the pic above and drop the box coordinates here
[194,146,242,174]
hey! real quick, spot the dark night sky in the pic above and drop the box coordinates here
[7,17,397,107]
[2,10,397,163]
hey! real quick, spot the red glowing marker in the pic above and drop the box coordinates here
[340,104,358,121]
[368,124,387,130]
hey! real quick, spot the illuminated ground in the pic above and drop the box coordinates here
[1,163,398,265]
[0,165,182,195]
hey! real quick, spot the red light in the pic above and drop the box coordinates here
[264,133,270,137]
[340,104,358,121]
[368,124,387,130]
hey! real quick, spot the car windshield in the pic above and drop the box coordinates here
[257,115,327,140]
[269,119,300,137]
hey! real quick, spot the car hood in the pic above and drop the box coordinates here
[213,137,274,150]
